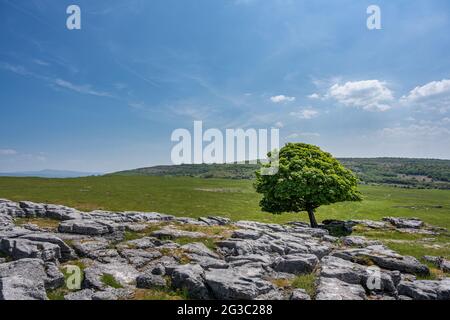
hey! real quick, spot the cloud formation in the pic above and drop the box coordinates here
[270,95,296,103]
[325,80,394,111]
[289,108,319,119]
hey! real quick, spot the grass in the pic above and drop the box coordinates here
[1,175,449,259]
[0,175,448,229]
[14,217,61,230]
[132,288,189,300]
[291,274,317,297]
[100,273,123,289]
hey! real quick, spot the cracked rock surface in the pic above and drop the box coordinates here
[0,198,448,300]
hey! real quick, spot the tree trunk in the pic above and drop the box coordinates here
[307,207,318,228]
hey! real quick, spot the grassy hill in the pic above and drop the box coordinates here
[111,158,450,189]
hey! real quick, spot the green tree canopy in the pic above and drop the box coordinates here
[255,143,361,227]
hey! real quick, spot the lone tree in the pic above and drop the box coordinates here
[254,143,361,228]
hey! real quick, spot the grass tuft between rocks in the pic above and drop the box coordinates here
[291,273,317,298]
[101,273,124,289]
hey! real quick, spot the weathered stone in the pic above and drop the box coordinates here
[342,236,381,248]
[64,289,94,300]
[226,254,273,267]
[181,242,220,259]
[199,216,231,226]
[19,233,77,261]
[0,258,48,300]
[351,219,389,229]
[320,220,354,237]
[171,264,210,299]
[231,229,262,240]
[316,277,366,300]
[382,217,424,229]
[333,245,430,276]
[119,249,162,268]
[423,256,450,273]
[44,204,83,221]
[0,199,25,217]
[44,262,65,290]
[136,273,166,289]
[204,267,275,300]
[290,289,311,300]
[83,261,139,290]
[0,238,61,262]
[272,254,318,274]
[152,227,208,239]
[397,278,450,300]
[320,256,397,294]
[59,219,124,235]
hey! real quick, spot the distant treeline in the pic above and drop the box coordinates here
[111,158,450,189]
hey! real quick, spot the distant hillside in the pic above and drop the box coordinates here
[0,169,101,178]
[111,158,450,189]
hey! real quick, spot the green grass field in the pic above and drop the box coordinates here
[1,175,449,262]
[0,175,449,228]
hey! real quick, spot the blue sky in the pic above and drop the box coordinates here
[1,0,450,173]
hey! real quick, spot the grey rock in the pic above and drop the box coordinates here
[187,254,228,269]
[350,219,389,229]
[204,267,275,300]
[342,236,381,248]
[316,277,366,300]
[92,290,118,300]
[320,256,397,294]
[0,258,48,300]
[423,256,450,273]
[119,249,162,268]
[199,216,231,226]
[136,273,167,289]
[0,199,25,217]
[59,219,124,235]
[231,229,262,240]
[290,289,311,300]
[83,261,139,290]
[333,245,430,276]
[397,278,450,300]
[226,254,273,267]
[64,289,94,300]
[44,204,83,221]
[319,220,354,237]
[171,264,210,299]
[152,227,208,239]
[0,238,61,262]
[44,262,65,290]
[272,254,318,274]
[19,233,77,261]
[181,242,220,259]
[382,217,424,229]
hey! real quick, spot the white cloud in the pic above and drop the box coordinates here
[0,149,17,156]
[54,79,112,97]
[289,108,319,119]
[381,124,450,138]
[308,93,320,99]
[401,79,450,114]
[402,79,450,102]
[270,95,296,103]
[325,80,394,111]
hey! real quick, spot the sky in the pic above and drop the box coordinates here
[0,0,450,173]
